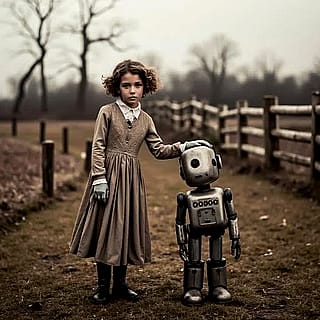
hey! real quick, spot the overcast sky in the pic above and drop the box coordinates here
[0,0,319,99]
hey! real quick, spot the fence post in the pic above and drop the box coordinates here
[40,121,46,144]
[11,117,17,137]
[201,102,208,136]
[190,100,196,137]
[311,91,320,182]
[179,103,184,130]
[62,127,69,154]
[186,100,193,131]
[237,99,248,159]
[218,105,226,147]
[84,139,92,173]
[170,102,175,130]
[42,140,54,197]
[263,95,279,170]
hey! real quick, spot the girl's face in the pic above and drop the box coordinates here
[119,72,144,108]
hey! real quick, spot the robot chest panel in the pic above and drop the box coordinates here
[187,189,227,233]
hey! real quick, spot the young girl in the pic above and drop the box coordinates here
[69,59,210,304]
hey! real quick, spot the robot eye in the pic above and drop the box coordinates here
[212,159,217,166]
[191,159,200,168]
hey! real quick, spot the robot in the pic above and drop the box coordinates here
[175,145,241,305]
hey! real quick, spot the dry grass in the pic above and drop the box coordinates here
[0,121,319,319]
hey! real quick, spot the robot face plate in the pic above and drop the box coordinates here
[179,146,220,187]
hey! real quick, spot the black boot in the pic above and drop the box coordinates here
[112,265,139,302]
[90,262,111,305]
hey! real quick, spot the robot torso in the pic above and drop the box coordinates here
[186,187,228,235]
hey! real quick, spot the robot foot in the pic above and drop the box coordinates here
[183,289,203,306]
[208,286,231,304]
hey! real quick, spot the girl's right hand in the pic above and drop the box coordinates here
[93,182,109,204]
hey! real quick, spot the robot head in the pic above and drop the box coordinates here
[179,146,222,187]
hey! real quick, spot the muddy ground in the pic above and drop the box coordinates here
[0,125,319,320]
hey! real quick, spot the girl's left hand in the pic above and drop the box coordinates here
[183,140,213,151]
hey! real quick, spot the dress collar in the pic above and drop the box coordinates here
[116,98,141,120]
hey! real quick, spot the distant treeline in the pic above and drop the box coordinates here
[0,68,319,120]
[164,68,320,107]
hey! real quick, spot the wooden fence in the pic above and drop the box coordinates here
[144,92,320,183]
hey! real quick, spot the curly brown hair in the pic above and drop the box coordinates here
[102,60,160,97]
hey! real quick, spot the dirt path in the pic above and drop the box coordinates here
[0,146,319,320]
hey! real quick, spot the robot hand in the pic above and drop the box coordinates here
[182,140,212,151]
[231,239,241,260]
[93,182,109,204]
[178,244,189,262]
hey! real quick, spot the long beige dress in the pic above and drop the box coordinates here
[70,103,181,266]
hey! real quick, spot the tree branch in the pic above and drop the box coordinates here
[13,56,42,114]
[89,21,126,50]
[79,0,87,25]
[25,0,41,17]
[14,44,38,58]
[10,3,37,41]
[92,0,117,17]
[47,63,80,80]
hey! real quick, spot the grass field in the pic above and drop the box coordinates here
[0,121,319,319]
[0,120,96,159]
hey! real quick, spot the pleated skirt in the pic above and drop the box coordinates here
[69,151,151,265]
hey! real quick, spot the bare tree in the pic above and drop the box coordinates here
[314,57,320,75]
[255,52,283,93]
[62,0,126,112]
[8,0,59,114]
[190,33,238,105]
[301,56,320,95]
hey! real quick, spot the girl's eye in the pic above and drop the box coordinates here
[120,82,143,89]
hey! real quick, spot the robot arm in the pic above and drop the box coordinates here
[224,188,241,260]
[176,192,189,262]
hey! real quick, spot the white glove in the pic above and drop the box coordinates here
[181,140,212,152]
[93,181,109,204]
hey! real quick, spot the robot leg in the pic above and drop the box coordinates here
[207,236,232,303]
[183,235,204,305]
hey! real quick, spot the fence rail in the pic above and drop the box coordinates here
[144,92,320,183]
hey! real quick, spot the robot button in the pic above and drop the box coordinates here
[213,199,219,205]
[193,202,198,208]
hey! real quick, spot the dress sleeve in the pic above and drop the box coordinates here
[145,115,182,159]
[91,106,110,177]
